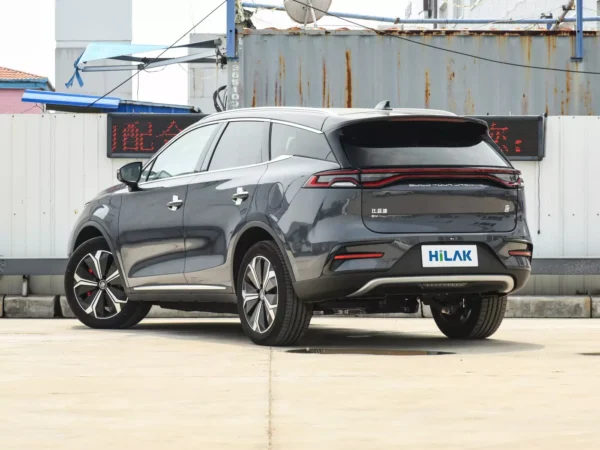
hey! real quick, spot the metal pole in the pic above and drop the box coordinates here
[226,0,236,59]
[241,2,600,25]
[573,0,584,60]
[551,0,574,30]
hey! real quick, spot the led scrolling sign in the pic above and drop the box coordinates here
[107,113,545,161]
[107,114,206,158]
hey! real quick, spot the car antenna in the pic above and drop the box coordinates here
[374,100,392,110]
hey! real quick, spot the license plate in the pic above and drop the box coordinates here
[421,245,478,268]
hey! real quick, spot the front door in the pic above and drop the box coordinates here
[184,120,269,291]
[117,123,220,288]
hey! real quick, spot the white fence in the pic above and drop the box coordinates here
[0,114,139,259]
[0,114,599,260]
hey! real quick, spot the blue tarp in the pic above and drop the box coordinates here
[21,90,200,114]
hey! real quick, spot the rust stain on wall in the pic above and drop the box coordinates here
[521,93,528,115]
[298,60,304,106]
[464,89,474,115]
[252,82,257,108]
[565,70,572,114]
[345,50,353,108]
[322,60,327,108]
[424,70,430,108]
[584,80,593,115]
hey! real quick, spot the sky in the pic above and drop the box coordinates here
[0,0,410,105]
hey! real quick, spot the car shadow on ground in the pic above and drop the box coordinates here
[123,319,544,355]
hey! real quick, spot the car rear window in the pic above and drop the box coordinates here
[339,120,509,168]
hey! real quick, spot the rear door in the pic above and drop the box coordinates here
[338,118,520,234]
[183,120,269,290]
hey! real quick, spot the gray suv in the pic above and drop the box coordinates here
[65,106,532,346]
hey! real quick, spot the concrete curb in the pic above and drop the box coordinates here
[0,296,597,319]
[506,296,592,318]
[591,297,600,318]
[4,296,57,318]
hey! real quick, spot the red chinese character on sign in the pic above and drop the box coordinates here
[489,122,510,153]
[514,139,523,153]
[139,121,154,152]
[158,120,183,145]
[122,121,141,151]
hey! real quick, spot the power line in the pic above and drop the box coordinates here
[87,0,226,108]
[288,0,600,76]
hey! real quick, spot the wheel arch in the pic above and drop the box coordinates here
[230,221,297,293]
[70,221,130,289]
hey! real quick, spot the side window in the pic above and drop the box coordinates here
[145,124,218,182]
[270,123,336,162]
[208,121,264,171]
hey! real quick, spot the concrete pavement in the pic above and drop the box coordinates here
[1,318,599,449]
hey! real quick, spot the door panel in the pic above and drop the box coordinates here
[183,165,268,289]
[183,120,269,290]
[118,178,190,287]
[117,123,220,288]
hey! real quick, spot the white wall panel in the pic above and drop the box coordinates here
[0,114,141,258]
[0,114,598,260]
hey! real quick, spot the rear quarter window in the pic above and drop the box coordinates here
[339,120,509,168]
[270,123,336,162]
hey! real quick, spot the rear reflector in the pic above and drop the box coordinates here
[508,250,532,257]
[333,252,384,260]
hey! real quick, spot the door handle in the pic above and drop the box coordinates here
[232,187,249,205]
[167,195,184,211]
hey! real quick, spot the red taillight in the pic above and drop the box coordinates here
[333,252,384,260]
[508,250,532,257]
[304,168,522,189]
[304,170,360,188]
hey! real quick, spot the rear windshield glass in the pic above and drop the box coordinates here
[339,120,509,168]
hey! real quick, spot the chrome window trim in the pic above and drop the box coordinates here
[200,118,323,134]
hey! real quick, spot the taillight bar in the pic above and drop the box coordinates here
[304,168,522,189]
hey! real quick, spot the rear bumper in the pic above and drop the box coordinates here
[293,268,529,302]
[292,240,531,302]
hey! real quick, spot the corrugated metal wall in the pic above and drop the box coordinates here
[0,114,139,258]
[238,30,599,116]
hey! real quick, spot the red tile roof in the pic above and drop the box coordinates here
[0,67,46,81]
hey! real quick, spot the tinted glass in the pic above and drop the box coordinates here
[340,120,509,168]
[270,123,336,161]
[209,122,264,171]
[146,124,217,181]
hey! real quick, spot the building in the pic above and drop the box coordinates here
[55,0,133,98]
[0,67,54,114]
[405,0,597,30]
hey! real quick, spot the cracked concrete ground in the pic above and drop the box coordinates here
[1,318,599,449]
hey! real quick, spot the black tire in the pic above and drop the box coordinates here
[431,296,507,339]
[236,240,312,346]
[64,237,151,329]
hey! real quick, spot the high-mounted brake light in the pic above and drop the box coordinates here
[333,252,384,260]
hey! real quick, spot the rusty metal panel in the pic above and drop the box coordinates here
[237,30,599,115]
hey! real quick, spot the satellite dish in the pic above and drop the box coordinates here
[284,0,333,26]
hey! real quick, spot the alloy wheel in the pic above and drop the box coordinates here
[73,250,128,319]
[242,255,278,334]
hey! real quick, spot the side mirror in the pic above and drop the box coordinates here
[117,162,142,190]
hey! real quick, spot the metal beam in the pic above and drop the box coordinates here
[573,0,584,60]
[241,2,600,25]
[227,0,236,59]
